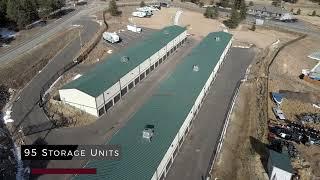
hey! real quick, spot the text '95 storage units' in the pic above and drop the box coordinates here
[59,25,187,117]
[74,31,233,180]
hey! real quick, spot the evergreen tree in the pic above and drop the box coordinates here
[249,1,253,6]
[223,5,239,28]
[0,0,7,26]
[219,0,229,7]
[297,8,301,15]
[108,0,120,16]
[272,0,281,7]
[140,1,145,7]
[204,7,218,19]
[239,0,247,20]
[311,10,316,16]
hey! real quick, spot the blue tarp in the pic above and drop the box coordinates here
[272,92,283,104]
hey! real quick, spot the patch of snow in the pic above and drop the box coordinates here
[107,50,113,54]
[73,74,82,80]
[3,109,13,124]
[13,143,25,180]
[72,24,81,27]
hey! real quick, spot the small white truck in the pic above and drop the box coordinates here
[132,11,147,18]
[127,25,142,33]
[103,32,120,43]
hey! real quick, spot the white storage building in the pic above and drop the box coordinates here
[59,25,187,117]
[74,31,233,180]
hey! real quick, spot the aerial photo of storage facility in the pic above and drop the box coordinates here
[74,31,233,180]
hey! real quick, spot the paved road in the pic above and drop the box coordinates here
[0,0,105,64]
[166,47,256,180]
[11,19,100,137]
[22,38,200,180]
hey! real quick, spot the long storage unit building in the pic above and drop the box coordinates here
[74,31,233,180]
[59,25,187,117]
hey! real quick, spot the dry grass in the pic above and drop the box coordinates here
[47,99,95,127]
[0,28,78,89]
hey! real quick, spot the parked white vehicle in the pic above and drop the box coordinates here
[272,107,286,120]
[136,7,153,16]
[132,11,147,18]
[127,25,142,33]
[103,32,120,43]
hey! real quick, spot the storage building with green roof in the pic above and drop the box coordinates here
[73,31,233,180]
[267,149,293,180]
[59,25,187,117]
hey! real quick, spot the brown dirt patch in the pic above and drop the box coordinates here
[131,7,178,29]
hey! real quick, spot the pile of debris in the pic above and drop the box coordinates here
[269,139,299,159]
[268,122,320,146]
[297,113,320,124]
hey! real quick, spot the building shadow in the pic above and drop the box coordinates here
[249,136,269,173]
[24,138,50,180]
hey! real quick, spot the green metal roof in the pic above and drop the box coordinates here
[62,25,186,97]
[269,149,293,173]
[74,31,232,180]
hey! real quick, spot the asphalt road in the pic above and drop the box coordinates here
[11,19,100,138]
[0,0,105,64]
[166,47,256,180]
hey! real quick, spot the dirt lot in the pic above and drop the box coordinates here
[132,7,178,29]
[269,36,320,90]
[132,7,297,47]
[267,36,320,178]
[0,27,78,89]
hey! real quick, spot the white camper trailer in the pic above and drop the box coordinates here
[132,11,147,18]
[103,32,120,43]
[127,25,142,33]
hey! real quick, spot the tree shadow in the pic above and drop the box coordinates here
[249,136,269,173]
[24,138,50,180]
[49,8,75,19]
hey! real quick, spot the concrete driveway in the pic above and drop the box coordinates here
[166,47,256,180]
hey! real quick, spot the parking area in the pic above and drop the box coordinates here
[103,27,155,50]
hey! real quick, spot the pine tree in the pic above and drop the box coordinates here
[219,0,229,7]
[297,8,301,15]
[239,0,247,20]
[311,10,316,16]
[223,5,240,28]
[108,0,120,16]
[140,1,145,7]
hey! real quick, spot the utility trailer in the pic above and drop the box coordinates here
[132,11,147,18]
[127,25,142,33]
